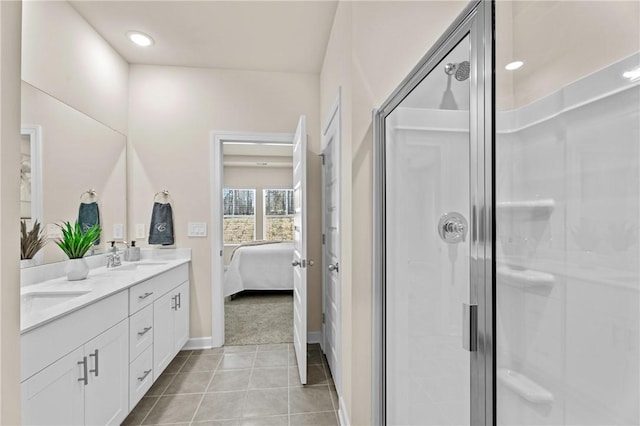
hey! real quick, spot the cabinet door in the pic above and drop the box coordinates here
[173,281,190,352]
[22,347,85,426]
[84,319,129,426]
[154,290,176,376]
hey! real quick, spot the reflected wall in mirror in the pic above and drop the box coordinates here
[20,0,129,266]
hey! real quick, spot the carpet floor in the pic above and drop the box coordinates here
[225,290,293,346]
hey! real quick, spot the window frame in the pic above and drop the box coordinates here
[223,187,257,245]
[262,187,294,241]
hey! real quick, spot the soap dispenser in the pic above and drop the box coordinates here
[125,240,141,262]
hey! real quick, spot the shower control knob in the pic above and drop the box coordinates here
[438,212,468,244]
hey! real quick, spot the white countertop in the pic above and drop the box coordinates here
[21,251,191,334]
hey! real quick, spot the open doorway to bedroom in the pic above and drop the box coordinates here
[211,132,298,346]
[221,141,295,346]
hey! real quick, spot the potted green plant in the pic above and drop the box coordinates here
[55,221,101,281]
[20,219,47,268]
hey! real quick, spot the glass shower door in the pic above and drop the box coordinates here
[384,34,473,426]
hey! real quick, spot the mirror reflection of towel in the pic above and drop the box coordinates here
[149,202,174,245]
[78,202,100,245]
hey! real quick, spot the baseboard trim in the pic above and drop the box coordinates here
[308,331,323,345]
[182,337,214,350]
[338,395,350,426]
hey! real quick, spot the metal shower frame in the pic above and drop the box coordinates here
[372,1,495,424]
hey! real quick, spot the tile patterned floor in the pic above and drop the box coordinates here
[122,343,339,426]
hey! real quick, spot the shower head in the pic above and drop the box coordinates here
[444,61,470,81]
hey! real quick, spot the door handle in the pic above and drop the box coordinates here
[462,303,478,351]
[292,259,301,267]
[78,356,88,385]
[89,349,99,377]
[328,263,339,272]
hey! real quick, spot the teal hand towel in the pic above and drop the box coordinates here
[78,202,100,245]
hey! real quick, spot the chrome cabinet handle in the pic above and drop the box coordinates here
[176,292,181,309]
[138,292,153,300]
[89,349,99,377]
[137,369,152,382]
[328,263,339,272]
[292,259,301,267]
[78,357,88,385]
[171,295,177,311]
[138,326,152,336]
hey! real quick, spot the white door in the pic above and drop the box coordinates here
[84,319,129,426]
[322,102,341,390]
[292,115,308,384]
[22,347,85,426]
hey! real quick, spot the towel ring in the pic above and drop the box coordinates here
[80,189,99,203]
[153,189,171,203]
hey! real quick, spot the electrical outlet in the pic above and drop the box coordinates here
[112,223,124,239]
[188,222,207,237]
[135,224,145,239]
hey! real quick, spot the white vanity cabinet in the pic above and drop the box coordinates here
[153,280,190,377]
[22,319,129,426]
[22,260,191,426]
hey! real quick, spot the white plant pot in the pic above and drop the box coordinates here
[20,259,37,269]
[65,258,90,281]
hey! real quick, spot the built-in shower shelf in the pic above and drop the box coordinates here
[497,266,555,289]
[496,199,555,221]
[498,369,554,404]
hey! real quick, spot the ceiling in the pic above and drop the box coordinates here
[70,1,338,74]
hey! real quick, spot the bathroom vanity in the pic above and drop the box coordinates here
[20,250,191,426]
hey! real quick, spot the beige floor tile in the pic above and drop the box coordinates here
[305,365,328,387]
[208,369,252,392]
[307,351,323,366]
[290,411,339,426]
[289,367,302,387]
[219,353,256,370]
[164,356,188,374]
[146,373,176,396]
[193,391,246,422]
[193,420,241,426]
[181,354,222,372]
[289,387,334,414]
[243,389,289,418]
[249,368,289,389]
[224,345,258,353]
[141,393,202,425]
[253,351,288,368]
[164,370,214,395]
[241,415,288,426]
[121,396,158,426]
[191,347,225,356]
[257,344,290,352]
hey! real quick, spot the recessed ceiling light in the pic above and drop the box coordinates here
[505,61,524,71]
[127,31,154,47]
[623,67,640,82]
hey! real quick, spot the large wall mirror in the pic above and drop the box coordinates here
[20,84,127,266]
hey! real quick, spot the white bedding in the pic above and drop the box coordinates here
[224,242,294,297]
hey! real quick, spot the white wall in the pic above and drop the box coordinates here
[0,1,23,423]
[128,65,322,340]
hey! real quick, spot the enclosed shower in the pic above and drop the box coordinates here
[374,1,639,425]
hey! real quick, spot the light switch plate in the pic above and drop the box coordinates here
[112,223,124,239]
[135,224,145,239]
[188,222,207,237]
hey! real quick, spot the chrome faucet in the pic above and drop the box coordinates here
[106,240,128,268]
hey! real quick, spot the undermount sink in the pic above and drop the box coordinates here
[22,290,91,311]
[109,261,169,272]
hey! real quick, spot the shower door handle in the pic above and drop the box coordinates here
[462,303,477,352]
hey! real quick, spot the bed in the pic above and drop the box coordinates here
[224,242,294,297]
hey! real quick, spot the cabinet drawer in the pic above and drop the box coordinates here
[129,305,153,360]
[129,263,189,314]
[129,345,153,410]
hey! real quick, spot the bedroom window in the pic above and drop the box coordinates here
[263,188,294,241]
[223,188,256,243]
